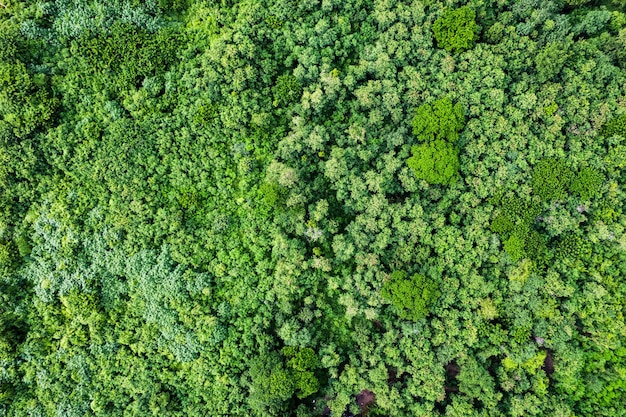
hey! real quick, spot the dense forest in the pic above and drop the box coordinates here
[1,0,626,415]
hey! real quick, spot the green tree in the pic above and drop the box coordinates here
[381,271,440,321]
[283,347,320,399]
[273,75,302,106]
[535,41,571,83]
[601,114,626,138]
[531,158,574,202]
[571,167,604,200]
[412,97,465,143]
[432,6,478,53]
[407,140,460,185]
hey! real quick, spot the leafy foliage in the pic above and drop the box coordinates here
[432,6,478,53]
[273,75,302,106]
[531,158,575,202]
[1,0,625,416]
[535,41,572,83]
[407,140,460,185]
[283,346,320,398]
[381,270,441,321]
[601,113,626,138]
[571,167,605,200]
[412,97,465,143]
[0,23,58,137]
[70,22,180,93]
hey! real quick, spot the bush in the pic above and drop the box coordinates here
[490,212,515,236]
[491,196,548,264]
[501,196,541,227]
[266,15,284,30]
[0,241,16,269]
[412,97,465,143]
[525,231,548,265]
[0,24,20,63]
[194,103,219,125]
[72,23,180,91]
[381,270,440,321]
[432,6,478,53]
[0,61,59,137]
[283,347,318,372]
[158,0,189,12]
[407,140,460,185]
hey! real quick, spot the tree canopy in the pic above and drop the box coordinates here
[1,0,626,416]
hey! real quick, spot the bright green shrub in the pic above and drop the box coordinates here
[266,15,284,29]
[72,23,180,91]
[571,167,604,200]
[610,11,626,32]
[581,347,626,410]
[269,370,296,400]
[0,62,59,137]
[158,0,189,12]
[381,270,440,321]
[600,114,626,138]
[531,158,574,201]
[408,98,465,185]
[491,196,548,264]
[407,140,459,185]
[249,354,295,413]
[0,24,20,63]
[432,6,478,53]
[293,370,319,399]
[0,241,15,269]
[283,347,318,372]
[15,235,31,257]
[501,197,541,226]
[412,97,465,143]
[594,199,620,223]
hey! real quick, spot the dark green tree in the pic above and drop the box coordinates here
[601,114,626,138]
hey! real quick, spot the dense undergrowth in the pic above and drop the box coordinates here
[1,0,626,416]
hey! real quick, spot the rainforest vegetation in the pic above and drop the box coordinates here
[1,0,626,416]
